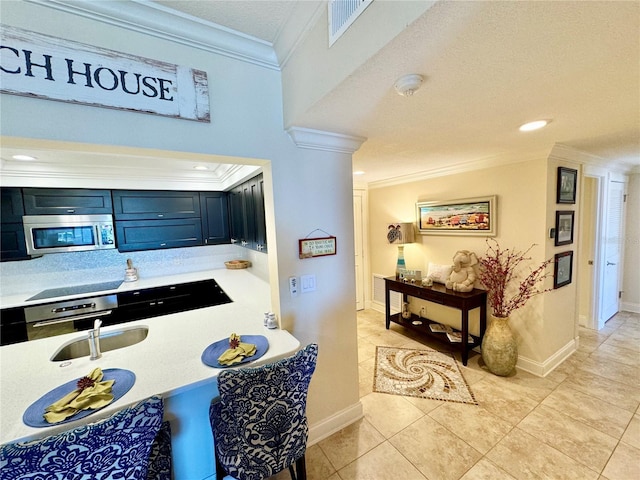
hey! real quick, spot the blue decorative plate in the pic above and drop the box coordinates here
[23,368,136,428]
[201,335,269,368]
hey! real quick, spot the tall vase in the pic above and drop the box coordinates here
[481,315,517,376]
[395,245,406,279]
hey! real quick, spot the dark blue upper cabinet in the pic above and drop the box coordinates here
[2,188,25,222]
[115,218,203,252]
[23,188,113,215]
[1,188,29,261]
[200,192,230,245]
[112,190,204,252]
[228,184,247,245]
[252,175,267,253]
[112,190,201,220]
[228,174,266,252]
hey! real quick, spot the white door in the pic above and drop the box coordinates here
[601,180,625,321]
[353,193,364,310]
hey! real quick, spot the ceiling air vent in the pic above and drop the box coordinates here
[329,0,373,46]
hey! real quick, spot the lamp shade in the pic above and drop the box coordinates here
[387,223,415,244]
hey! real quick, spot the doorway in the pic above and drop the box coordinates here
[581,173,626,330]
[601,180,625,322]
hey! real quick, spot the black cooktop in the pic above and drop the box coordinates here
[26,280,123,302]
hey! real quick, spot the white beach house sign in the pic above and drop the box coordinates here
[0,26,210,122]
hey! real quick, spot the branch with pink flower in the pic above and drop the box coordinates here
[478,239,554,318]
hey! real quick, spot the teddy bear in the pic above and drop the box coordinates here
[445,250,478,292]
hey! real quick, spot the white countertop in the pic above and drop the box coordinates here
[0,268,300,445]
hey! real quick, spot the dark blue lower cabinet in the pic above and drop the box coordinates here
[0,307,27,346]
[113,279,232,324]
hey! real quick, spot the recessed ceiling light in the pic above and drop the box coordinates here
[12,154,37,161]
[193,165,208,170]
[519,120,550,132]
[353,171,365,175]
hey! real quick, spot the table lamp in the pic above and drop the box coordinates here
[387,223,415,279]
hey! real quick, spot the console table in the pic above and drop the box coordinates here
[384,277,487,365]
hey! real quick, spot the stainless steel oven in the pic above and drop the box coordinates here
[24,294,118,341]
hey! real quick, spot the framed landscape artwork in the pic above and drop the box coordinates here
[555,211,575,246]
[557,167,577,204]
[416,195,497,236]
[554,251,573,289]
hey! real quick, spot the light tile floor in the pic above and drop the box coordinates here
[280,309,640,480]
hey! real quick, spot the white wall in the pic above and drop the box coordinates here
[579,177,597,324]
[0,0,361,451]
[281,0,435,128]
[541,153,581,363]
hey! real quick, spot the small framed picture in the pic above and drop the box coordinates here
[557,167,577,204]
[554,251,573,289]
[555,211,575,246]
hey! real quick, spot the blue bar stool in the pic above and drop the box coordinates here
[210,344,319,480]
[1,396,171,480]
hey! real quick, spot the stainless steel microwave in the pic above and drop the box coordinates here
[23,214,116,256]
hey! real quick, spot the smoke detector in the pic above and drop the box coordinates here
[394,74,424,97]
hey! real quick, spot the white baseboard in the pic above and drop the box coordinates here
[371,302,384,314]
[578,314,587,327]
[516,338,577,377]
[307,401,363,446]
[621,302,640,314]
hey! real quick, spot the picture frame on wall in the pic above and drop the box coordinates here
[554,251,573,289]
[554,211,575,246]
[416,195,497,236]
[557,167,577,204]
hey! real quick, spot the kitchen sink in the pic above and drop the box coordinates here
[51,326,149,362]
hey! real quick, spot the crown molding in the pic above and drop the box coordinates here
[550,143,637,174]
[368,151,545,189]
[0,167,241,191]
[26,0,280,70]
[286,127,367,154]
[549,143,606,165]
[273,0,325,68]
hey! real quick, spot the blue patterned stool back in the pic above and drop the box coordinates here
[1,396,165,480]
[146,420,173,480]
[210,343,318,480]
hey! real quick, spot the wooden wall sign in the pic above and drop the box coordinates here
[0,26,210,122]
[299,236,337,259]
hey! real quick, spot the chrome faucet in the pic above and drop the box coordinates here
[88,319,102,360]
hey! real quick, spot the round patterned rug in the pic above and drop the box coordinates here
[373,346,477,405]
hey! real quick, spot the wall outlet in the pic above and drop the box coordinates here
[289,276,298,297]
[420,306,426,318]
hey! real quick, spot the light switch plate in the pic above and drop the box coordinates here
[301,274,316,293]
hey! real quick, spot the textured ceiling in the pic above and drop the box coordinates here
[315,2,639,181]
[157,0,639,184]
